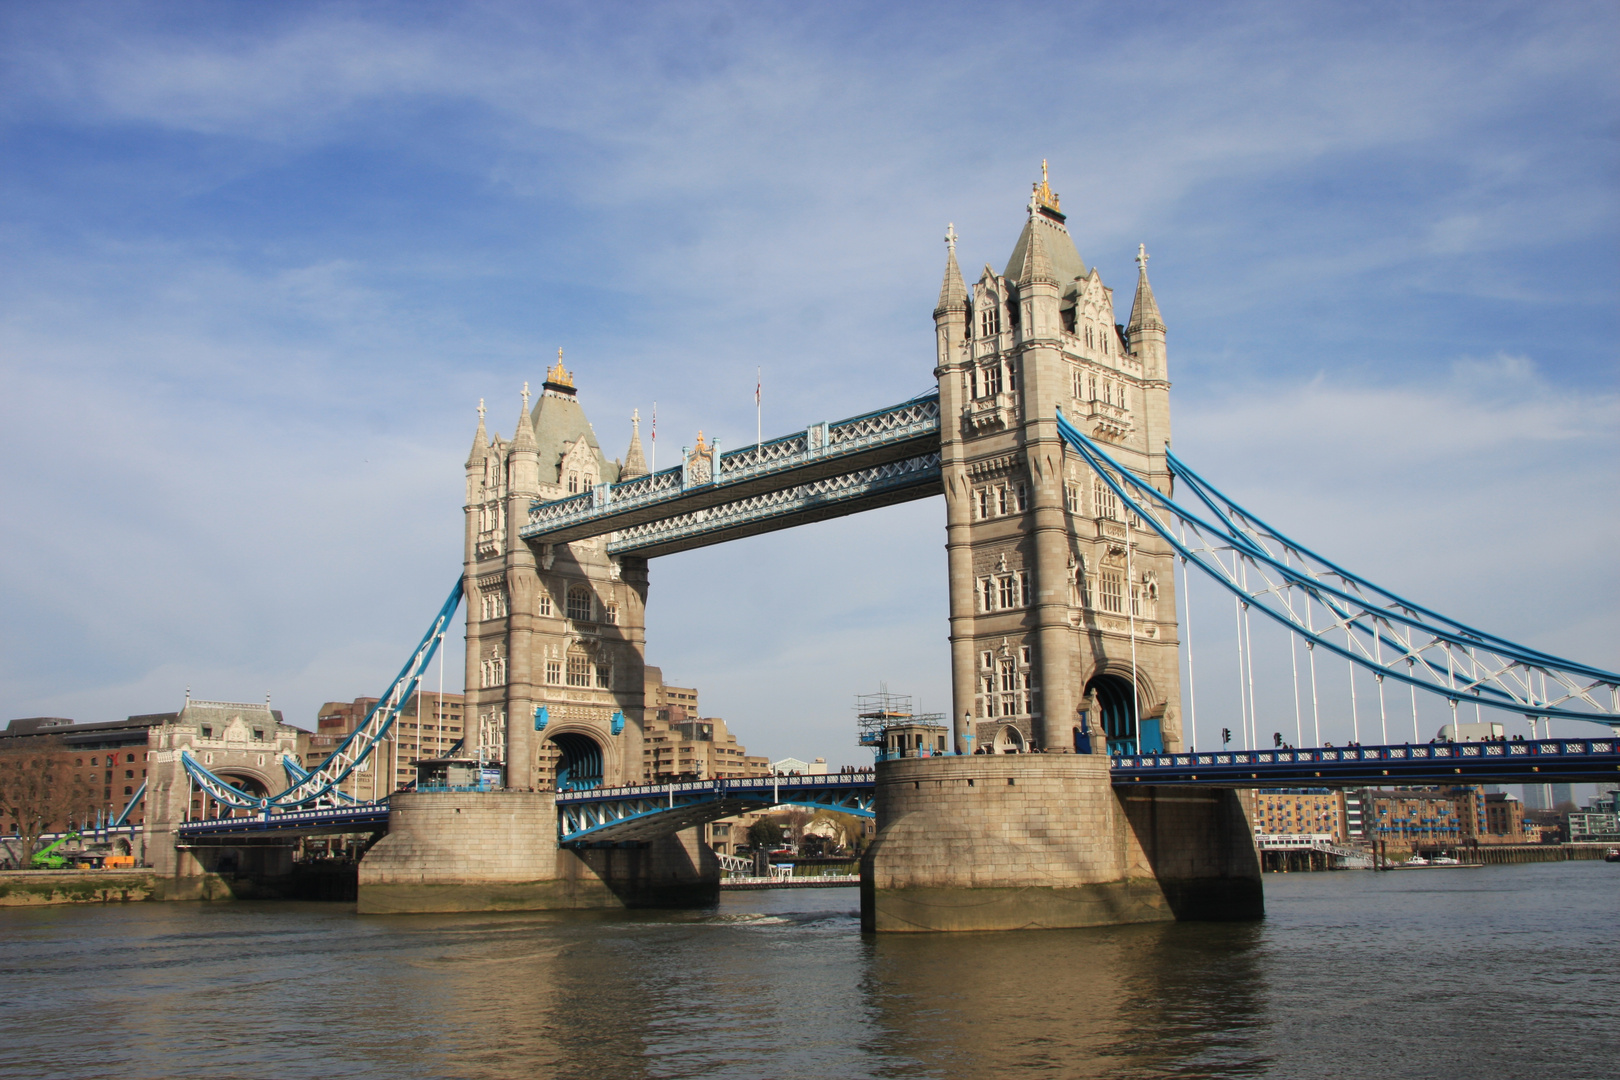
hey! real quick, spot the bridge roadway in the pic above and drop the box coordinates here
[167,737,1617,845]
[519,394,941,557]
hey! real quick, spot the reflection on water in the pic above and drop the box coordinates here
[0,863,1615,1079]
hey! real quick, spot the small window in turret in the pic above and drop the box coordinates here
[567,473,579,494]
[537,592,553,617]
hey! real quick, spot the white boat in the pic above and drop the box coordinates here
[1431,855,1461,866]
[1402,855,1429,867]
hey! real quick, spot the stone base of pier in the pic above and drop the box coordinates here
[357,791,718,914]
[860,755,1262,933]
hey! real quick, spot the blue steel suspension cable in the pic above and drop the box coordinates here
[1054,409,1618,725]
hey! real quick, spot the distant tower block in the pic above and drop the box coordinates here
[933,168,1182,758]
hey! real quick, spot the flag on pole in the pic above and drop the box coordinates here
[651,401,657,471]
[755,367,762,448]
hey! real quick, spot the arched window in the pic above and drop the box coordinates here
[567,585,592,622]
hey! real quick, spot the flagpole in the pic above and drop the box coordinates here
[651,400,657,472]
[755,367,762,449]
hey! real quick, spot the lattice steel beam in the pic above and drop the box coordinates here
[521,394,941,549]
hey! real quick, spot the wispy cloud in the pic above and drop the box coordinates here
[0,1,1614,762]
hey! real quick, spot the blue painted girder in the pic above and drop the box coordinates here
[175,802,390,838]
[1110,737,1620,787]
[556,774,876,845]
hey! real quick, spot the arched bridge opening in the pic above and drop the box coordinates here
[551,733,604,792]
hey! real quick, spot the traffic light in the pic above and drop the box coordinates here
[1221,727,1231,746]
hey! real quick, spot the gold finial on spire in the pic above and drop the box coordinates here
[1034,160,1060,213]
[544,346,575,390]
[694,429,707,452]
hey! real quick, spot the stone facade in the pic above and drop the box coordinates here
[462,357,650,793]
[862,755,1261,931]
[358,791,715,913]
[144,698,302,875]
[934,170,1182,756]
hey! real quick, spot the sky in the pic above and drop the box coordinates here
[1,1,1616,773]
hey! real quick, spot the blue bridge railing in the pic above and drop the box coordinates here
[556,773,875,845]
[1110,737,1619,786]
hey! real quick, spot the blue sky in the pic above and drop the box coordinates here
[1,1,1615,768]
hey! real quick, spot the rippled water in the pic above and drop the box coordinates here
[1,863,1616,1079]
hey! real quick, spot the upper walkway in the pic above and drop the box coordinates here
[520,394,941,557]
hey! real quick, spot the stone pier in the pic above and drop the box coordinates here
[356,791,718,914]
[861,755,1261,933]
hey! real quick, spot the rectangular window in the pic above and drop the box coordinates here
[998,576,1017,610]
[595,662,612,689]
[1064,483,1080,513]
[1095,483,1119,521]
[1020,645,1032,666]
[983,364,1002,397]
[537,593,552,617]
[997,487,1008,515]
[977,489,991,519]
[1088,374,1097,400]
[1006,360,1018,393]
[982,651,993,670]
[981,577,995,612]
[546,659,561,685]
[1019,572,1031,607]
[566,654,590,687]
[604,603,618,625]
[1015,483,1028,512]
[1100,571,1124,614]
[1130,582,1141,617]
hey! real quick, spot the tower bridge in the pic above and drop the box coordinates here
[149,168,1620,929]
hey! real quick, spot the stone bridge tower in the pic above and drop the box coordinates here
[462,354,649,792]
[934,167,1184,756]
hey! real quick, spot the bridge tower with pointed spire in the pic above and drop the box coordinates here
[861,166,1258,933]
[933,164,1183,760]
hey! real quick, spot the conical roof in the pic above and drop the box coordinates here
[936,225,967,313]
[465,401,489,468]
[620,411,649,481]
[530,383,620,485]
[1004,210,1085,287]
[1127,244,1164,332]
[511,385,538,452]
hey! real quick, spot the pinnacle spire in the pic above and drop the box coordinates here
[511,383,538,452]
[620,409,649,481]
[1127,243,1164,332]
[465,398,489,467]
[935,222,967,314]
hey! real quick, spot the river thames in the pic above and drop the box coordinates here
[1,862,1615,1079]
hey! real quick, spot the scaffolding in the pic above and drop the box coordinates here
[855,686,946,748]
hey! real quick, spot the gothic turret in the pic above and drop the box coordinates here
[620,410,649,481]
[933,224,968,369]
[508,383,540,495]
[1126,244,1167,379]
